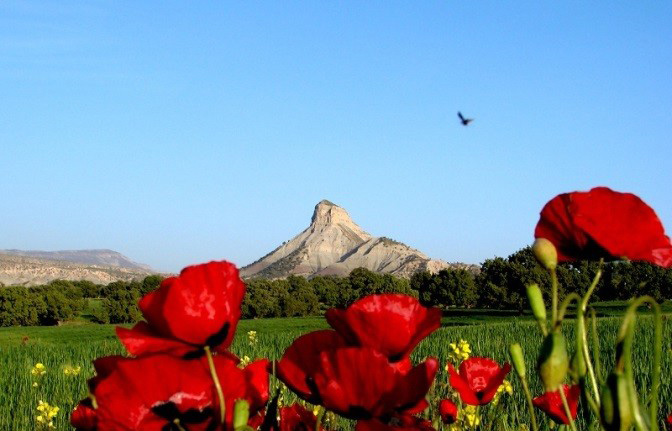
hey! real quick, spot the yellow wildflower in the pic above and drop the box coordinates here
[36,400,59,429]
[63,365,81,376]
[492,379,514,405]
[238,355,252,368]
[31,363,46,377]
[463,405,480,428]
[448,339,471,364]
[247,330,257,346]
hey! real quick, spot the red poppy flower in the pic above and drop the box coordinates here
[312,347,438,420]
[532,384,580,424]
[438,399,458,424]
[70,398,97,431]
[93,354,218,431]
[448,357,511,405]
[666,413,671,431]
[92,353,267,431]
[326,294,442,361]
[279,404,324,431]
[117,261,246,357]
[535,187,672,267]
[213,356,270,427]
[276,330,348,404]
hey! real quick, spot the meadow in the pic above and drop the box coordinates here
[1,310,670,431]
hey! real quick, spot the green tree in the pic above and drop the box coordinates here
[73,280,99,298]
[310,275,341,309]
[103,286,142,324]
[38,290,76,325]
[141,275,164,296]
[286,275,320,316]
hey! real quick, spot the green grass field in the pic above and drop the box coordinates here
[1,313,670,431]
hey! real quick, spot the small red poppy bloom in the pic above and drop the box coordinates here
[279,404,324,431]
[448,357,511,405]
[276,330,348,404]
[93,354,218,431]
[116,261,246,357]
[535,187,672,267]
[438,399,458,424]
[312,347,438,420]
[326,294,442,361]
[666,413,671,431]
[70,398,97,431]
[532,384,580,424]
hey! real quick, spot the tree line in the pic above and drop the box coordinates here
[1,248,670,326]
[0,276,164,326]
[413,247,672,310]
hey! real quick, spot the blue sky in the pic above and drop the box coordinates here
[1,1,671,272]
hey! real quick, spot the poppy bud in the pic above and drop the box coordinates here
[509,343,526,378]
[233,399,250,431]
[600,370,635,431]
[569,349,586,383]
[532,238,558,271]
[526,284,547,325]
[439,399,458,424]
[537,332,568,391]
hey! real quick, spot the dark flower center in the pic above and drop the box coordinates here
[182,322,231,359]
[152,402,215,431]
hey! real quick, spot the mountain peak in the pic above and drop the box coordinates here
[311,200,353,226]
[241,201,474,279]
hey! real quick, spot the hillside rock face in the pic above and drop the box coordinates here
[240,200,474,279]
[1,249,152,271]
[0,251,155,286]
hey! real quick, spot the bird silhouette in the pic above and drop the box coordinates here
[457,112,473,126]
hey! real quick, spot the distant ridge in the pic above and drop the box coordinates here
[0,249,156,286]
[240,200,477,279]
[1,249,153,271]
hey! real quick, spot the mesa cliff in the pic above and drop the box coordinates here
[240,200,476,279]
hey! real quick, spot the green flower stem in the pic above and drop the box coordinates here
[173,419,187,431]
[579,265,603,407]
[556,293,581,328]
[551,268,559,327]
[589,308,601,383]
[581,384,600,418]
[518,375,539,431]
[558,385,578,431]
[579,263,602,312]
[204,346,226,424]
[618,296,662,430]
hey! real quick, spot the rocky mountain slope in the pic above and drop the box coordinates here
[0,250,155,286]
[1,249,152,271]
[240,200,476,279]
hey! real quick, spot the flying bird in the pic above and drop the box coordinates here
[457,112,473,126]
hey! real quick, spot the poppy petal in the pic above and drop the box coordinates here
[326,294,441,361]
[276,330,346,403]
[532,384,580,424]
[70,399,97,431]
[116,323,199,357]
[536,187,672,267]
